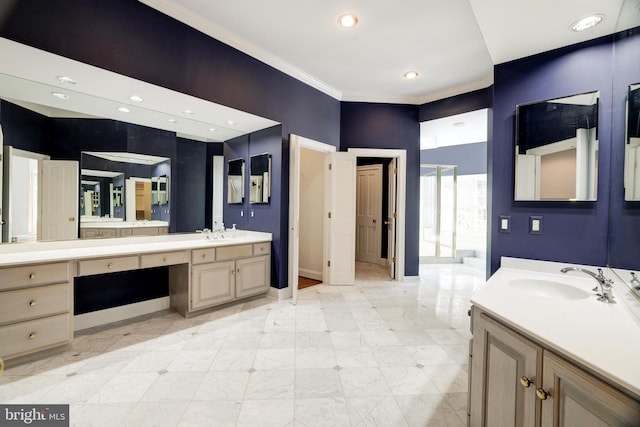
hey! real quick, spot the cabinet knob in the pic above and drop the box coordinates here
[536,387,550,400]
[68,217,75,222]
[28,332,37,340]
[520,376,532,388]
[108,263,114,269]
[29,273,36,279]
[163,257,167,263]
[29,300,37,307]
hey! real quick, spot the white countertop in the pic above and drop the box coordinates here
[0,231,272,267]
[471,257,640,399]
[80,220,169,229]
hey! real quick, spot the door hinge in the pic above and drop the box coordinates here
[328,212,332,219]
[393,257,396,263]
[393,212,398,219]
[0,154,3,161]
[393,167,397,174]
[328,163,332,170]
[327,260,331,267]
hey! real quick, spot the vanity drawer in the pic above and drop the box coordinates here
[120,228,133,237]
[77,256,139,276]
[253,242,271,255]
[0,314,71,359]
[192,248,216,265]
[0,262,69,291]
[216,244,252,261]
[140,251,188,268]
[0,283,70,325]
[132,227,160,236]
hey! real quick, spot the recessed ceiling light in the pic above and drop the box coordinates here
[404,71,419,80]
[227,120,235,125]
[453,121,465,127]
[338,13,358,28]
[57,76,76,85]
[51,92,69,99]
[208,128,216,132]
[570,14,604,32]
[183,109,194,115]
[117,107,130,113]
[167,118,177,123]
[129,95,143,102]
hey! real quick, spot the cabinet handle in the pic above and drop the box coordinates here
[536,388,550,400]
[28,332,37,340]
[237,268,240,273]
[108,263,114,269]
[28,300,37,307]
[520,376,532,388]
[29,273,36,279]
[163,257,167,263]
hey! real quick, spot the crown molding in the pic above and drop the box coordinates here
[140,0,343,100]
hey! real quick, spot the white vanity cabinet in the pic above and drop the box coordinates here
[188,242,270,314]
[0,262,72,362]
[470,307,640,426]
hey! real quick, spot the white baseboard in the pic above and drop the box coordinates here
[298,268,322,281]
[74,297,170,331]
[268,286,292,300]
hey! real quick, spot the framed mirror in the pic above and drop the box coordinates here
[81,169,125,220]
[514,91,599,201]
[227,158,245,204]
[250,153,271,204]
[625,83,640,200]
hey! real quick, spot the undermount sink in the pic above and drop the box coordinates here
[508,278,590,300]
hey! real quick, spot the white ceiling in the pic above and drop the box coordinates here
[142,0,640,105]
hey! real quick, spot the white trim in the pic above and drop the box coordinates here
[73,297,170,331]
[298,268,323,281]
[268,285,292,300]
[348,148,407,282]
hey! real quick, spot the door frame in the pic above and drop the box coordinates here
[348,148,406,282]
[289,134,336,304]
[355,164,383,264]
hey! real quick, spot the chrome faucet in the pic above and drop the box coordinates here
[560,267,615,303]
[630,272,640,291]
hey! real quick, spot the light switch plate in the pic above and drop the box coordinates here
[499,215,511,233]
[529,215,543,234]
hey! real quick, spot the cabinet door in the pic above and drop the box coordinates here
[235,255,270,298]
[191,260,235,310]
[470,311,542,427]
[540,351,640,427]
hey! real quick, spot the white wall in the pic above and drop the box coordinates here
[298,148,325,280]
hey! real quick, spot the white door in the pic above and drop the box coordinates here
[324,151,356,285]
[40,160,79,241]
[387,159,397,279]
[356,165,382,264]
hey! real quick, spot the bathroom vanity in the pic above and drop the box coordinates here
[80,220,169,238]
[468,257,640,426]
[0,231,271,365]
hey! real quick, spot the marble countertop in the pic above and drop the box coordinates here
[471,257,640,399]
[80,220,169,228]
[0,231,272,267]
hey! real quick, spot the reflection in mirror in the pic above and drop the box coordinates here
[81,152,170,225]
[228,158,245,204]
[515,91,599,201]
[625,83,640,200]
[250,153,271,204]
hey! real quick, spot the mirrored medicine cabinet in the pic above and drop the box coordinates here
[249,153,271,204]
[514,90,600,201]
[227,158,245,204]
[625,82,640,200]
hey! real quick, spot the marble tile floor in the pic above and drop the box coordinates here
[0,262,485,426]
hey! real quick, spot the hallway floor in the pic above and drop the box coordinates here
[0,263,485,426]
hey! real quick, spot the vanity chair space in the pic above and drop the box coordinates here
[468,257,640,426]
[0,230,272,366]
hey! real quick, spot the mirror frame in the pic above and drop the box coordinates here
[514,90,600,202]
[625,82,640,201]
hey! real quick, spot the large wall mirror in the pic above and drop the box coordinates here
[227,158,245,204]
[625,82,640,200]
[515,91,599,201]
[250,153,271,204]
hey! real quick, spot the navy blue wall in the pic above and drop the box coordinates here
[0,101,52,153]
[420,142,487,175]
[340,102,420,276]
[608,27,640,269]
[419,88,492,122]
[175,137,207,232]
[490,36,615,274]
